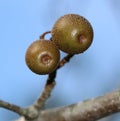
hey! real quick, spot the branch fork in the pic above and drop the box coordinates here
[0,31,120,121]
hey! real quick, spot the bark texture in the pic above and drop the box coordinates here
[16,89,120,121]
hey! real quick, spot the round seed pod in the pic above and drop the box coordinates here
[51,14,94,54]
[25,40,60,75]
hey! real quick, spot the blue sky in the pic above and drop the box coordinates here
[0,0,120,120]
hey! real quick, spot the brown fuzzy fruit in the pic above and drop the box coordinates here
[25,40,60,75]
[51,14,94,54]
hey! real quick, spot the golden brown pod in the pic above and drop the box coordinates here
[52,14,94,54]
[25,40,60,75]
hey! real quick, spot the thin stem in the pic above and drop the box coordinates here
[0,100,40,120]
[58,54,74,69]
[40,31,51,39]
[47,54,74,85]
[0,100,27,118]
[0,54,74,119]
[33,81,56,110]
[33,54,74,110]
[46,71,56,85]
[0,100,23,114]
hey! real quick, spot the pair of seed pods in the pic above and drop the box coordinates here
[25,14,94,75]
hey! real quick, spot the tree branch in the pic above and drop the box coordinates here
[32,54,74,110]
[0,100,24,115]
[2,53,120,121]
[15,89,120,121]
[0,54,74,120]
[33,89,120,121]
[33,81,56,110]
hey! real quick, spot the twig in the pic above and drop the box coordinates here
[33,81,56,110]
[58,54,74,69]
[47,54,74,85]
[0,99,42,120]
[33,54,74,110]
[0,100,29,118]
[40,31,51,39]
[0,54,74,120]
[0,100,24,114]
